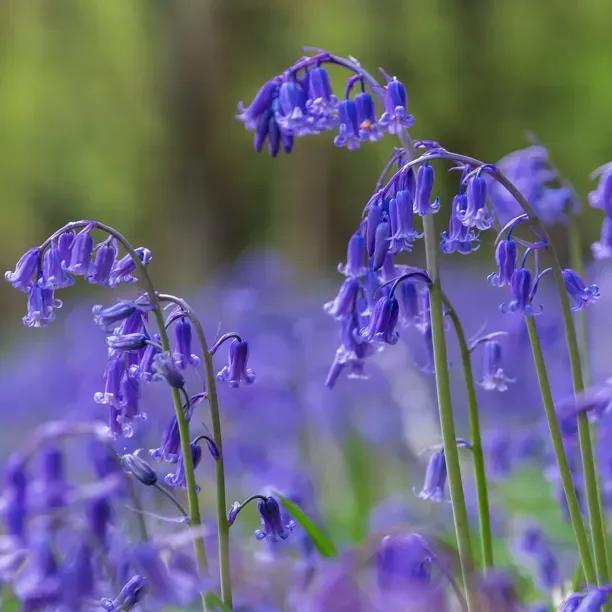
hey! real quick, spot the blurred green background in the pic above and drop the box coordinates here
[2,0,612,329]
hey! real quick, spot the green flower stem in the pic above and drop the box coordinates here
[525,316,595,583]
[423,214,476,610]
[42,222,209,590]
[441,291,494,570]
[158,294,233,608]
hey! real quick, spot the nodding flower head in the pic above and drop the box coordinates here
[92,300,150,334]
[479,340,515,392]
[109,247,152,287]
[276,79,310,135]
[121,452,158,486]
[413,163,440,216]
[361,294,400,345]
[57,230,75,265]
[22,281,62,328]
[255,496,294,542]
[560,587,612,612]
[174,317,200,369]
[67,226,94,276]
[153,351,185,389]
[391,189,421,251]
[417,450,447,502]
[5,247,41,292]
[488,238,517,287]
[457,172,493,230]
[87,240,118,287]
[588,167,612,216]
[376,533,432,592]
[398,280,420,327]
[324,277,360,319]
[334,99,361,151]
[371,221,391,270]
[42,243,74,290]
[165,443,203,490]
[150,415,181,464]
[355,91,382,142]
[217,339,255,387]
[101,575,148,612]
[106,333,149,352]
[338,231,366,278]
[306,66,339,129]
[562,268,600,311]
[592,217,612,260]
[237,79,280,130]
[440,192,480,255]
[379,77,414,135]
[500,267,544,316]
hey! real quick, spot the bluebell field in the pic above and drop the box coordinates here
[3,49,612,611]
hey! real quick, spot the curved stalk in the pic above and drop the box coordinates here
[441,292,494,570]
[158,294,233,607]
[423,214,476,609]
[525,316,595,583]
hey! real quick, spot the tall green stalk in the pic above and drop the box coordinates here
[525,316,596,583]
[442,292,494,570]
[422,214,476,610]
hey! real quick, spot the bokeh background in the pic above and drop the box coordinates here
[2,0,612,333]
[1,3,612,607]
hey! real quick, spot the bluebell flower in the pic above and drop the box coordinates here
[417,450,446,502]
[92,300,149,333]
[337,231,366,278]
[440,192,480,255]
[413,163,440,216]
[165,443,202,489]
[500,267,544,316]
[5,247,41,292]
[3,456,28,540]
[376,533,432,592]
[39,445,68,511]
[95,354,125,408]
[100,575,148,611]
[391,188,421,251]
[560,587,612,611]
[379,77,414,135]
[119,365,142,426]
[57,230,75,266]
[217,339,255,387]
[371,221,391,270]
[87,239,118,287]
[457,173,493,230]
[121,452,158,486]
[361,295,400,345]
[106,332,149,351]
[479,340,514,392]
[592,217,612,259]
[237,79,280,131]
[255,496,294,541]
[152,351,185,389]
[562,268,600,311]
[276,79,311,135]
[397,280,420,327]
[66,225,94,275]
[22,281,61,328]
[324,277,360,319]
[334,99,361,150]
[138,333,161,381]
[355,91,382,142]
[174,317,200,369]
[150,415,181,463]
[87,495,112,545]
[306,66,338,130]
[588,167,612,215]
[109,247,152,287]
[41,242,74,289]
[366,203,382,257]
[488,238,517,287]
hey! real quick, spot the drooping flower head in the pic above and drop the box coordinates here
[217,339,255,387]
[417,450,447,502]
[562,268,600,311]
[255,496,294,541]
[478,340,515,392]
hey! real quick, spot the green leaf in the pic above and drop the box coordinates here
[204,592,232,611]
[276,493,337,558]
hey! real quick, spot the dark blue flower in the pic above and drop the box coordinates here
[94,354,125,409]
[371,221,391,270]
[355,91,382,142]
[150,414,181,463]
[562,268,600,311]
[109,247,152,287]
[276,79,310,135]
[174,317,200,369]
[41,243,74,290]
[376,533,432,592]
[440,193,480,255]
[87,495,112,545]
[5,247,41,292]
[23,281,61,328]
[138,333,161,381]
[397,280,420,327]
[324,277,360,319]
[92,300,149,334]
[217,339,255,387]
[106,333,149,351]
[417,450,446,502]
[87,240,118,287]
[237,79,280,130]
[391,188,421,251]
[306,66,338,130]
[589,167,612,216]
[479,340,514,392]
[57,230,75,266]
[500,267,544,316]
[66,225,94,276]
[165,443,202,489]
[121,452,158,486]
[120,365,142,427]
[337,231,366,278]
[361,295,400,345]
[153,351,185,389]
[334,99,361,150]
[379,77,414,135]
[39,445,68,511]
[413,163,439,216]
[255,496,293,541]
[457,173,492,230]
[488,238,517,287]
[592,217,612,260]
[3,456,28,540]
